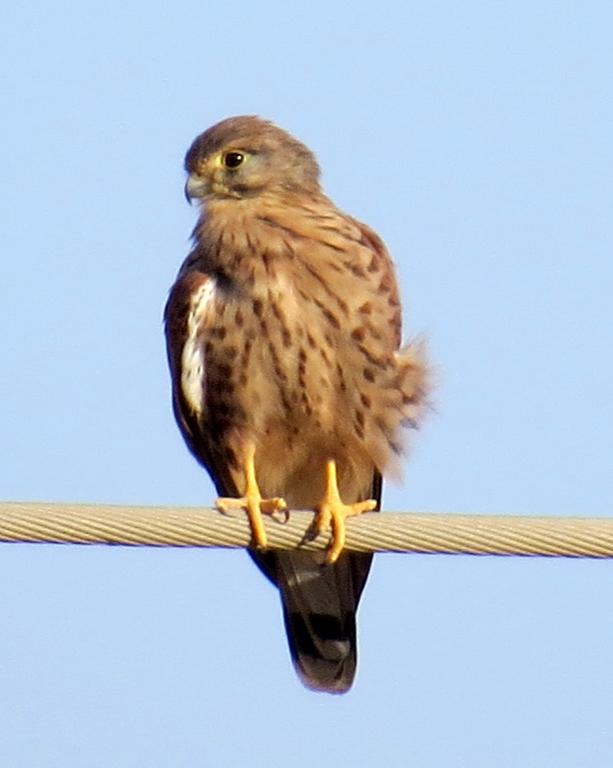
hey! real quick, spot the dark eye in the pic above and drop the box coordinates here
[223,151,245,169]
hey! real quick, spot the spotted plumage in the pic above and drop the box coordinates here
[165,116,428,692]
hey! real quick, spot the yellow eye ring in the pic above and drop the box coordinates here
[223,151,245,169]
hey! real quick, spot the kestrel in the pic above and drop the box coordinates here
[164,116,427,693]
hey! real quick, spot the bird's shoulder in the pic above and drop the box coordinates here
[164,265,218,360]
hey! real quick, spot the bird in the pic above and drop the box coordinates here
[164,116,428,693]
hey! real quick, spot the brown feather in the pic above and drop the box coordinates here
[164,116,429,692]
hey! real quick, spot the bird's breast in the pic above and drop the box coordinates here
[204,272,341,435]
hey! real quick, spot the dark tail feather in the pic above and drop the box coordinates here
[280,551,373,693]
[251,549,373,693]
[249,471,381,693]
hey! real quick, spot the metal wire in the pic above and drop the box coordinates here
[2,501,613,557]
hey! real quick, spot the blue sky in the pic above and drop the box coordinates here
[2,1,613,765]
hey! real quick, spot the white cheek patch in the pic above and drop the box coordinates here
[180,279,216,417]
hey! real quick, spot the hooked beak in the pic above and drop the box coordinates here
[184,174,209,204]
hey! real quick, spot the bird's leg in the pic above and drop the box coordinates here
[314,459,377,564]
[216,443,287,549]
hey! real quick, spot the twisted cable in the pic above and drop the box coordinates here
[2,502,613,557]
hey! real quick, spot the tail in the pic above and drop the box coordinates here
[250,471,381,693]
[251,549,373,693]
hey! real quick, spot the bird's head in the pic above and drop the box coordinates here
[184,116,321,203]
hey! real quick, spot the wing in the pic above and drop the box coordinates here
[164,268,239,498]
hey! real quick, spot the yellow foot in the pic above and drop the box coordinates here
[215,442,287,549]
[314,460,377,564]
[216,493,287,549]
